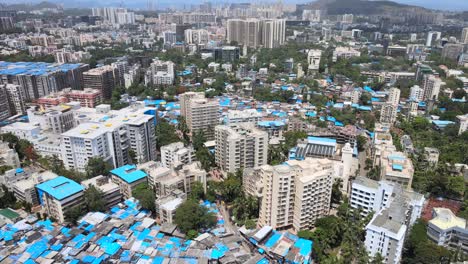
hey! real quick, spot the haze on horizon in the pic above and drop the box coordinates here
[4,0,468,11]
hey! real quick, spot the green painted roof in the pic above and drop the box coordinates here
[0,208,20,220]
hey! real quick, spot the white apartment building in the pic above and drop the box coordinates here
[380,88,400,124]
[145,59,175,86]
[179,92,219,140]
[427,208,468,253]
[0,141,20,168]
[13,171,58,205]
[225,109,263,125]
[82,175,122,208]
[35,176,85,223]
[110,164,148,200]
[184,29,209,45]
[423,74,441,101]
[457,114,468,135]
[379,150,414,189]
[156,189,186,224]
[61,105,156,172]
[307,49,322,71]
[138,161,207,198]
[350,177,424,264]
[160,142,195,168]
[28,105,75,134]
[215,123,268,174]
[332,47,361,62]
[1,83,26,115]
[253,158,334,231]
[409,85,424,101]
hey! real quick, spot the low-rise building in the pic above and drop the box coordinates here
[110,164,148,199]
[160,142,195,168]
[427,207,468,253]
[13,171,58,205]
[35,176,85,223]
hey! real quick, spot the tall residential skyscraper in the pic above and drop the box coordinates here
[461,27,468,44]
[251,158,333,231]
[0,87,11,121]
[215,123,268,174]
[422,74,441,101]
[226,18,285,49]
[262,19,286,49]
[307,49,322,71]
[380,88,400,124]
[179,92,219,140]
[83,65,120,100]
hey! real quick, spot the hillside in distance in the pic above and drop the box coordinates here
[305,0,429,15]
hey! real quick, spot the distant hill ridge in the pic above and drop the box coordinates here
[304,0,430,15]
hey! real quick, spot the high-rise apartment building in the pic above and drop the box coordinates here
[2,84,26,115]
[409,85,424,101]
[350,177,424,264]
[0,87,11,121]
[91,7,135,25]
[262,19,286,49]
[461,27,468,44]
[215,123,268,174]
[61,105,156,172]
[307,49,322,71]
[179,92,219,140]
[227,18,285,49]
[422,74,441,101]
[0,62,88,101]
[251,158,333,231]
[380,87,400,124]
[83,65,120,99]
[442,43,465,61]
[160,142,195,168]
[145,59,175,86]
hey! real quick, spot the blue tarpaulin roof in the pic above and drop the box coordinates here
[110,165,147,183]
[36,176,84,201]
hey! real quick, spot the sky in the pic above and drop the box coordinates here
[7,0,468,11]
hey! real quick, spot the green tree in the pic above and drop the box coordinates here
[174,199,216,233]
[155,119,180,149]
[85,157,112,178]
[331,179,343,205]
[446,176,465,199]
[189,181,205,201]
[133,183,156,213]
[65,205,84,224]
[356,135,367,152]
[84,185,106,212]
[0,184,17,208]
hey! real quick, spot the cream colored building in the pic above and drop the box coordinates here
[251,158,334,231]
[179,92,219,140]
[215,123,268,174]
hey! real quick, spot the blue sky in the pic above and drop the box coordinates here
[8,0,468,11]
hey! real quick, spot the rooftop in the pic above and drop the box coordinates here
[35,176,84,201]
[111,164,147,184]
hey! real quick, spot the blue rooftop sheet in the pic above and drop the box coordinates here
[392,164,403,171]
[36,176,84,200]
[111,164,147,183]
[307,136,336,144]
[294,238,313,257]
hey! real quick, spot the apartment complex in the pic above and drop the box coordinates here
[225,109,263,125]
[35,176,85,223]
[13,171,58,206]
[179,92,219,140]
[83,65,120,99]
[380,87,400,124]
[0,61,89,100]
[160,142,195,168]
[422,74,441,101]
[144,59,175,86]
[37,88,103,108]
[139,161,207,198]
[110,164,148,199]
[307,49,322,71]
[350,177,425,264]
[215,123,268,173]
[250,158,333,231]
[61,104,157,172]
[226,18,285,48]
[427,208,468,254]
